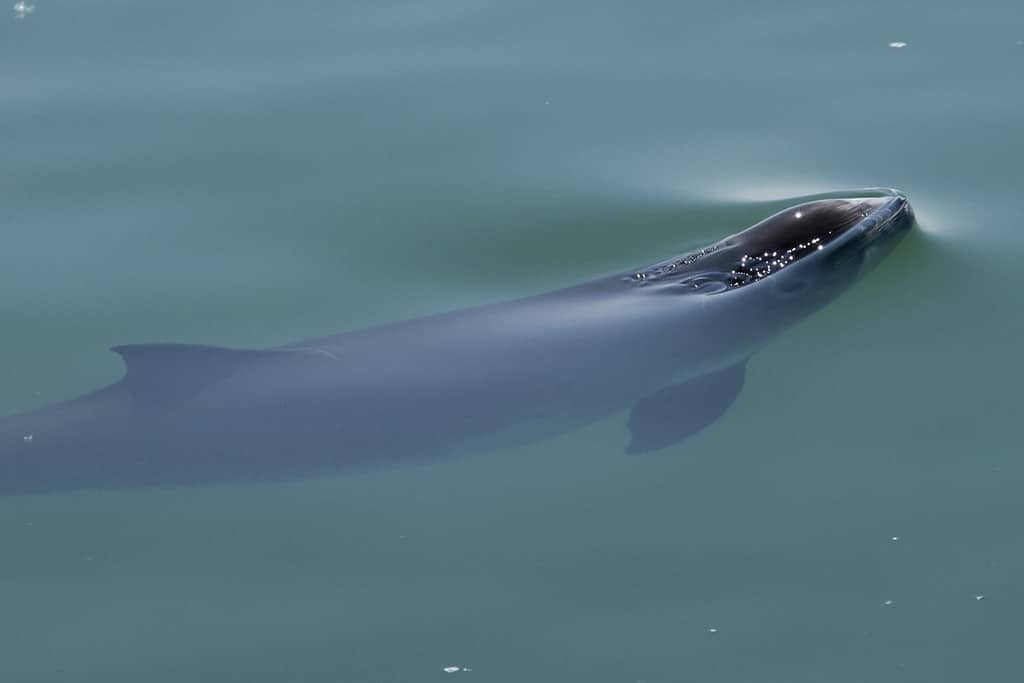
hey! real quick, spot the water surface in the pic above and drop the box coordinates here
[3,0,1023,680]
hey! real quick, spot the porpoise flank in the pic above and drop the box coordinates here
[0,191,915,495]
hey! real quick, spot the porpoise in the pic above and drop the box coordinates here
[0,190,915,495]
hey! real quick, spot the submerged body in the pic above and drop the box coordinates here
[0,191,915,495]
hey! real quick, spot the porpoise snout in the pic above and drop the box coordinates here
[858,193,915,242]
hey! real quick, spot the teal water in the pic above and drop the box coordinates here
[3,0,1023,680]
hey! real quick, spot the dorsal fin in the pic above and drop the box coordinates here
[111,344,288,410]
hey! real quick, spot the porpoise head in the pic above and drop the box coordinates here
[630,190,915,356]
[725,192,914,297]
[636,191,914,291]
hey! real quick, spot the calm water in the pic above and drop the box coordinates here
[3,0,1023,680]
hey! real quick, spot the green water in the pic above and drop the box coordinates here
[3,0,1023,680]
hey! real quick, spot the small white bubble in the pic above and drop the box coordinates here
[707,627,718,633]
[975,594,986,601]
[12,1,33,18]
[23,434,33,443]
[891,536,900,542]
[794,211,803,218]
[442,666,470,673]
[883,599,894,606]
[888,41,908,49]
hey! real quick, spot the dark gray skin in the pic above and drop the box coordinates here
[0,192,915,495]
